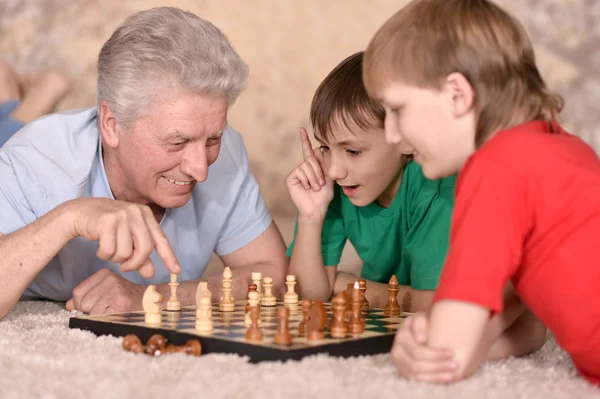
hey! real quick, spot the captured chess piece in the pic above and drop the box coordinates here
[122,334,144,353]
[143,285,163,326]
[384,275,402,316]
[330,292,348,338]
[358,279,369,313]
[246,305,263,341]
[261,276,276,307]
[283,275,299,305]
[245,291,261,325]
[145,333,167,356]
[348,281,364,334]
[195,296,213,333]
[164,340,202,356]
[298,299,312,336]
[274,307,292,345]
[251,272,263,302]
[219,266,235,312]
[307,301,327,341]
[166,272,181,311]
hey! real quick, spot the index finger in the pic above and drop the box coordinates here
[299,128,314,159]
[147,222,181,274]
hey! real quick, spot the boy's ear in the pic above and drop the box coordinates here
[444,72,475,117]
[99,102,120,148]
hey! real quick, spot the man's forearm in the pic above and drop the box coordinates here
[288,217,331,301]
[0,201,76,319]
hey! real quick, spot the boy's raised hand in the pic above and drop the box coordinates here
[285,128,334,220]
[391,312,458,383]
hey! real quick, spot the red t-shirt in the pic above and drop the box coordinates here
[434,121,600,385]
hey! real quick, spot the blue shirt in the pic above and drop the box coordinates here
[0,108,272,300]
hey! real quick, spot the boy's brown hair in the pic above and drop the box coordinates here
[363,0,564,147]
[310,52,384,141]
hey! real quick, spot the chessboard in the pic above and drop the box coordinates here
[69,300,411,362]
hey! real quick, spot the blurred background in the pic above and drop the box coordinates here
[1,0,598,271]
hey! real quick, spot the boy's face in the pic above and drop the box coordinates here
[376,78,476,179]
[316,119,407,208]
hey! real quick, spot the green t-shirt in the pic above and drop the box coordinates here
[286,161,456,290]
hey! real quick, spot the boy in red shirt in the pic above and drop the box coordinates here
[363,0,600,386]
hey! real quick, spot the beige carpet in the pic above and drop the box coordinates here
[0,301,599,399]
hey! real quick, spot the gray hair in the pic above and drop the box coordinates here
[97,7,249,127]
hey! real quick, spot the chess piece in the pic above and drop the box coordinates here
[358,279,369,313]
[145,334,167,356]
[122,334,144,353]
[195,296,213,332]
[297,299,312,336]
[251,272,263,302]
[284,275,299,305]
[246,283,258,313]
[307,301,327,341]
[219,266,235,312]
[246,305,263,341]
[343,283,354,322]
[245,291,261,325]
[142,285,163,326]
[274,307,293,345]
[196,281,212,304]
[166,272,181,311]
[261,276,276,307]
[164,340,202,356]
[348,281,364,334]
[330,292,348,338]
[384,275,402,316]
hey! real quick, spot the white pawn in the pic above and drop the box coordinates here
[261,276,276,307]
[284,275,299,305]
[251,272,263,302]
[245,291,261,325]
[219,266,235,312]
[143,285,163,326]
[195,296,213,332]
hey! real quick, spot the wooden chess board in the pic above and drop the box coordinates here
[69,300,411,362]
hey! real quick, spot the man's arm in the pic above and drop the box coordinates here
[0,202,76,319]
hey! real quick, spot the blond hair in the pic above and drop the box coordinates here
[363,0,564,147]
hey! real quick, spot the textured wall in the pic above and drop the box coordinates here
[1,0,598,215]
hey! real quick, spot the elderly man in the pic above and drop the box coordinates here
[0,7,287,319]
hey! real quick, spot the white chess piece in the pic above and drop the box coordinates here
[143,285,163,326]
[196,281,212,305]
[245,291,261,325]
[261,276,276,307]
[284,275,299,305]
[251,272,263,302]
[166,272,181,311]
[195,296,213,332]
[219,267,235,312]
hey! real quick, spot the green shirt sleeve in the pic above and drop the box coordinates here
[286,185,347,266]
[403,163,455,290]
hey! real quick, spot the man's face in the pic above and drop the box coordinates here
[106,88,228,210]
[317,118,406,208]
[378,81,476,180]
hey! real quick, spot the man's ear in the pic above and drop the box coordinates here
[444,72,475,118]
[99,102,120,148]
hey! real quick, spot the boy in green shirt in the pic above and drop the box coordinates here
[285,52,455,310]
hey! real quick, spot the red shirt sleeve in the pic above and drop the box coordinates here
[433,155,532,314]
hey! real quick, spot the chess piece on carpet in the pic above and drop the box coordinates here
[358,279,369,313]
[195,296,213,333]
[348,281,364,334]
[251,272,263,302]
[261,276,276,307]
[122,334,144,353]
[274,307,292,345]
[284,275,298,305]
[298,299,312,336]
[145,333,167,356]
[245,291,261,325]
[166,272,181,311]
[307,301,327,341]
[384,275,401,316]
[164,340,202,356]
[143,285,163,326]
[330,292,348,338]
[246,305,263,341]
[219,266,235,312]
